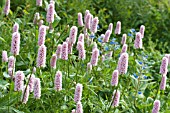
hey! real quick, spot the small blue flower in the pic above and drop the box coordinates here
[143,75,147,79]
[114,45,120,50]
[89,34,95,39]
[133,73,138,79]
[97,25,100,29]
[131,28,136,33]
[112,38,116,41]
[99,50,102,54]
[138,61,143,65]
[138,91,142,94]
[128,33,133,37]
[105,46,109,51]
[98,38,102,43]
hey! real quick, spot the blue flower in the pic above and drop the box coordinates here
[143,75,147,79]
[133,73,138,79]
[138,91,142,94]
[89,34,95,39]
[105,46,109,51]
[97,25,100,29]
[128,33,133,37]
[98,37,102,43]
[138,61,143,65]
[114,45,120,50]
[99,50,102,54]
[131,28,136,33]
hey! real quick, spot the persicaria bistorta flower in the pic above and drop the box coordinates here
[85,13,91,29]
[90,17,99,33]
[112,90,120,107]
[115,21,121,35]
[28,74,35,92]
[76,101,83,113]
[84,10,90,22]
[140,25,145,38]
[120,44,128,55]
[69,26,78,44]
[67,41,73,54]
[36,0,42,6]
[77,42,86,60]
[11,32,20,55]
[21,86,29,104]
[160,75,167,90]
[111,70,119,86]
[152,100,160,113]
[46,3,55,23]
[87,62,92,72]
[165,54,170,65]
[78,13,84,27]
[8,56,15,69]
[117,53,129,74]
[36,45,47,67]
[121,34,127,45]
[90,48,99,66]
[50,54,57,69]
[8,68,13,77]
[160,57,168,75]
[92,42,97,51]
[78,33,84,44]
[34,78,41,99]
[108,23,113,33]
[2,50,8,62]
[54,71,62,91]
[33,12,40,25]
[13,23,19,33]
[38,25,46,46]
[134,32,142,49]
[56,44,62,59]
[61,42,68,60]
[4,0,10,16]
[103,30,111,43]
[14,71,25,91]
[74,83,83,103]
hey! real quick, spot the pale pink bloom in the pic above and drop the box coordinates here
[36,45,47,67]
[90,48,99,66]
[76,101,83,113]
[85,13,91,29]
[160,57,168,75]
[111,70,119,86]
[56,44,62,59]
[108,23,113,33]
[38,25,46,46]
[106,51,113,59]
[54,71,62,91]
[140,25,145,38]
[8,56,15,69]
[38,20,44,28]
[14,71,25,91]
[46,3,55,23]
[152,100,160,113]
[78,33,84,44]
[71,109,76,113]
[115,21,121,35]
[77,42,86,60]
[11,32,20,55]
[69,26,78,44]
[121,34,127,45]
[92,42,97,51]
[61,42,68,60]
[84,10,90,22]
[90,15,93,29]
[4,0,10,16]
[112,90,120,107]
[134,32,142,49]
[21,86,29,104]
[33,12,40,25]
[28,74,35,92]
[90,17,99,33]
[36,0,42,6]
[2,50,8,62]
[13,23,19,33]
[117,53,128,74]
[8,68,13,77]
[50,54,57,69]
[34,78,41,99]
[120,44,128,55]
[87,62,92,72]
[74,83,83,103]
[165,54,170,65]
[78,13,84,26]
[160,75,167,90]
[103,30,111,43]
[67,41,73,54]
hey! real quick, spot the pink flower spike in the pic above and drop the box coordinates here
[28,74,35,92]
[115,21,121,35]
[34,78,41,99]
[160,75,167,90]
[36,0,42,6]
[33,12,40,25]
[152,100,160,113]
[13,23,19,33]
[76,101,83,113]
[140,25,145,38]
[103,30,111,43]
[77,42,86,60]
[112,90,120,107]
[8,56,15,69]
[134,32,142,49]
[74,83,83,103]
[14,71,25,91]
[2,50,8,62]
[121,34,127,45]
[108,23,113,33]
[38,25,46,46]
[87,62,92,72]
[90,17,99,33]
[69,26,78,44]
[120,44,128,55]
[4,0,10,16]
[78,33,84,44]
[50,54,57,69]
[160,57,168,75]
[8,68,13,77]
[46,3,55,23]
[11,32,20,55]
[36,45,47,68]
[92,42,97,51]
[84,10,90,22]
[54,71,62,91]
[78,13,84,27]
[90,48,99,66]
[85,13,91,29]
[117,53,129,74]
[111,70,119,86]
[67,41,73,54]
[21,86,30,104]
[165,54,170,65]
[56,44,62,59]
[61,42,68,60]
